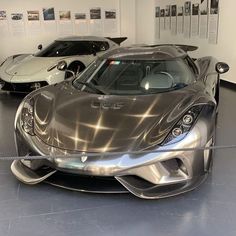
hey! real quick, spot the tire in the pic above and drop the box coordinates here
[65,61,86,79]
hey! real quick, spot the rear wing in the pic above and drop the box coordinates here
[175,45,198,52]
[106,37,127,45]
[145,44,198,52]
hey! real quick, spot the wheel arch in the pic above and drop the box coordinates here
[215,75,220,105]
[67,60,86,72]
[65,60,86,79]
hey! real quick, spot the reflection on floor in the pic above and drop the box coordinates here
[0,86,236,236]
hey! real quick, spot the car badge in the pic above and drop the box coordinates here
[91,101,124,110]
[81,153,88,163]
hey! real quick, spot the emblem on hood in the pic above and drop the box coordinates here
[91,101,124,110]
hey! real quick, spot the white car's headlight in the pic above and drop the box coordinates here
[47,60,67,72]
[21,99,35,135]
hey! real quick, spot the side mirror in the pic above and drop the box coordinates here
[215,62,229,74]
[38,44,43,50]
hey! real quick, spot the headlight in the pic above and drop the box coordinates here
[162,105,203,145]
[47,61,67,72]
[21,99,35,135]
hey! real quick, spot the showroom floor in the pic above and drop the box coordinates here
[0,84,236,236]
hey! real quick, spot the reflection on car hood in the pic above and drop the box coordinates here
[33,82,203,152]
[5,55,64,76]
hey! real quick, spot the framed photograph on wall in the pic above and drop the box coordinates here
[160,9,165,31]
[27,11,41,36]
[191,4,199,37]
[42,8,56,35]
[75,13,86,20]
[184,1,191,38]
[209,0,219,44]
[165,5,171,30]
[90,7,103,36]
[43,8,55,21]
[59,11,71,21]
[90,7,101,20]
[27,11,39,21]
[155,6,160,40]
[0,10,9,37]
[171,5,177,35]
[104,9,118,34]
[105,10,116,19]
[177,6,184,34]
[0,11,7,20]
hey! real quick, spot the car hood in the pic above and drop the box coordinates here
[5,55,64,76]
[33,82,202,152]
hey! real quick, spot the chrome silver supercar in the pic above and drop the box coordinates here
[12,45,229,199]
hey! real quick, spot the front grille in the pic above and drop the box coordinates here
[1,81,48,92]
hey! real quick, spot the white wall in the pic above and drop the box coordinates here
[0,0,136,62]
[136,0,155,44]
[120,0,136,46]
[136,0,236,83]
[3,0,234,83]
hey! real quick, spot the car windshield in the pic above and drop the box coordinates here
[73,58,196,95]
[35,41,92,57]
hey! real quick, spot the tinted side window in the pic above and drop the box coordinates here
[35,41,92,57]
[92,41,110,53]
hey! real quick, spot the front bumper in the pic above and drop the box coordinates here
[12,106,214,199]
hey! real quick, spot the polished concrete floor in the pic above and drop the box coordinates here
[0,85,236,236]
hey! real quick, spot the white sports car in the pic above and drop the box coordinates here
[0,36,126,92]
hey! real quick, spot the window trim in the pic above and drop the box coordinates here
[184,56,199,77]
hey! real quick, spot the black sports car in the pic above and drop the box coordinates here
[12,45,229,199]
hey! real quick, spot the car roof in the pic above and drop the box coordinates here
[56,36,110,42]
[100,45,188,60]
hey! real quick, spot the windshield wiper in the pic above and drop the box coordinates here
[76,81,106,95]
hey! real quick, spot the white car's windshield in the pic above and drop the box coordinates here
[73,59,196,95]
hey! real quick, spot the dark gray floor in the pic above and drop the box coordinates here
[0,86,236,236]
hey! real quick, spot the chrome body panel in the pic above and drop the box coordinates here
[31,82,210,153]
[12,45,220,199]
[13,101,215,199]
